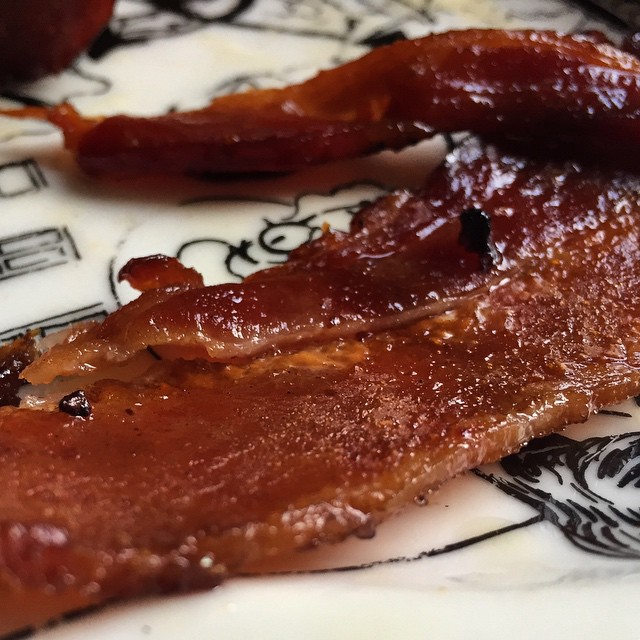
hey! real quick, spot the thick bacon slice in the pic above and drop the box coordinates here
[5,30,640,175]
[23,132,640,384]
[3,140,640,634]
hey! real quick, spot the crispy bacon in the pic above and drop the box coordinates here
[5,30,640,175]
[23,132,640,383]
[3,139,640,634]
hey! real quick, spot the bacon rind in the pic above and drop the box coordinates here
[6,30,640,175]
[3,139,640,634]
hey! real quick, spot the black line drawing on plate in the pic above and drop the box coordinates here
[177,182,387,281]
[0,66,112,109]
[0,159,47,198]
[0,302,109,343]
[476,429,640,559]
[253,514,545,577]
[0,227,79,282]
[89,0,436,59]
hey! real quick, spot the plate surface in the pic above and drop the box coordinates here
[0,1,638,638]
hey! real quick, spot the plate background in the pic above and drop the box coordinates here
[1,1,638,637]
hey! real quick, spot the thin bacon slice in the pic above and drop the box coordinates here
[3,139,640,634]
[5,30,640,175]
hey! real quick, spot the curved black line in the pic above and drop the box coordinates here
[0,91,51,108]
[599,409,633,418]
[180,194,290,207]
[108,255,122,307]
[245,515,544,577]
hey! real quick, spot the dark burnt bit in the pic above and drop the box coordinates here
[0,332,39,407]
[458,206,500,271]
[59,390,92,418]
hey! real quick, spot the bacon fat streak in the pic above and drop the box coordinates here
[2,139,640,633]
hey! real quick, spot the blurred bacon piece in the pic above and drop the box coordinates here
[0,0,115,82]
[5,30,640,175]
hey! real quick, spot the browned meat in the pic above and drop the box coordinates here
[5,30,640,175]
[2,139,640,634]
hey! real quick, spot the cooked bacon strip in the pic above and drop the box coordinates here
[23,132,640,384]
[3,140,640,634]
[5,30,640,175]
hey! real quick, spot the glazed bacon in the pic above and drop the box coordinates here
[3,139,640,634]
[22,131,640,384]
[5,29,640,175]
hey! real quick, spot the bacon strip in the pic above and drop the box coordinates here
[5,30,640,175]
[23,133,640,383]
[3,139,640,634]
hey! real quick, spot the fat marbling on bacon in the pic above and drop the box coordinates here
[2,138,640,633]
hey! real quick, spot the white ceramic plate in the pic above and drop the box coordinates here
[1,1,639,638]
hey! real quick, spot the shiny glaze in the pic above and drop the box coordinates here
[7,30,640,174]
[3,140,640,633]
[24,139,640,383]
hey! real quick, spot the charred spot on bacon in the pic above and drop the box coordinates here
[58,390,92,418]
[458,207,500,272]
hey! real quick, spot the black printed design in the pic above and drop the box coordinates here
[177,185,385,280]
[0,159,46,198]
[476,430,640,559]
[87,0,626,62]
[89,0,436,59]
[178,214,321,280]
[0,302,109,343]
[0,227,79,282]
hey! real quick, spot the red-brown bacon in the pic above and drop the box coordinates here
[22,133,640,383]
[5,29,640,175]
[3,139,640,634]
